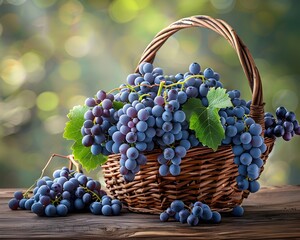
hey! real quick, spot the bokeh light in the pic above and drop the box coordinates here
[1,59,26,87]
[36,91,59,111]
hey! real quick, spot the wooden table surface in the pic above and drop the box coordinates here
[1,186,300,239]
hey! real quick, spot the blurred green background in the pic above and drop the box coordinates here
[0,0,299,188]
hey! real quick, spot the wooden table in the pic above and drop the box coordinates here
[1,186,300,239]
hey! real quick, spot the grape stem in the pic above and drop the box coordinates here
[23,154,81,198]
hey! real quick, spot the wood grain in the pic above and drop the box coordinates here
[0,186,300,239]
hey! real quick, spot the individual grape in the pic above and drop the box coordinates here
[249,123,262,136]
[24,198,35,210]
[175,145,187,158]
[90,202,103,215]
[199,83,209,97]
[250,147,261,159]
[240,132,252,144]
[192,206,203,217]
[237,178,249,190]
[264,116,275,129]
[189,62,201,74]
[249,180,260,193]
[160,212,169,222]
[171,200,185,212]
[232,205,244,217]
[45,204,56,217]
[163,148,175,160]
[252,158,264,168]
[74,198,85,210]
[232,145,244,156]
[239,153,252,166]
[178,91,187,104]
[245,117,255,126]
[283,121,294,132]
[126,147,139,160]
[63,181,75,192]
[276,106,287,119]
[285,111,296,122]
[211,211,222,223]
[185,86,198,98]
[82,193,92,204]
[179,209,190,223]
[159,164,169,176]
[169,164,181,176]
[136,121,148,132]
[111,203,122,216]
[102,205,112,216]
[142,62,153,74]
[203,68,214,78]
[39,195,51,206]
[82,135,94,147]
[85,97,96,107]
[8,198,19,210]
[283,132,292,141]
[101,196,111,206]
[162,121,173,132]
[187,214,199,226]
[247,164,260,180]
[125,159,137,171]
[31,202,44,216]
[225,125,237,137]
[38,185,50,195]
[233,106,245,119]
[173,110,186,123]
[274,125,284,137]
[200,204,213,220]
[251,135,263,148]
[56,204,68,217]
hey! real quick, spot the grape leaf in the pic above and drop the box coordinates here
[207,88,233,109]
[63,105,89,141]
[71,141,107,171]
[183,88,232,151]
[113,101,125,110]
[63,105,107,172]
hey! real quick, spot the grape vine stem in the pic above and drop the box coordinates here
[23,154,81,198]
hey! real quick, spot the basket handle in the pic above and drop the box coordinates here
[136,15,264,126]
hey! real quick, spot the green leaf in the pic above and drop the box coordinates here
[63,105,107,172]
[182,88,232,151]
[113,101,125,110]
[71,142,107,172]
[63,105,89,141]
[207,88,233,109]
[189,106,225,151]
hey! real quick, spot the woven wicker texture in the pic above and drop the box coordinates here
[102,15,276,214]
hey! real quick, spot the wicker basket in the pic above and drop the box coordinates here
[102,15,276,214]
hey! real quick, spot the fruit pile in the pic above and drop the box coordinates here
[8,166,122,217]
[160,200,222,226]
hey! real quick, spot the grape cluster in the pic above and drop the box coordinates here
[160,200,221,226]
[81,62,226,181]
[264,106,300,141]
[221,111,265,192]
[82,90,117,156]
[8,167,122,217]
[233,119,265,193]
[216,91,265,193]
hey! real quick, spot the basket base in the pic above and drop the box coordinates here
[102,138,275,214]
